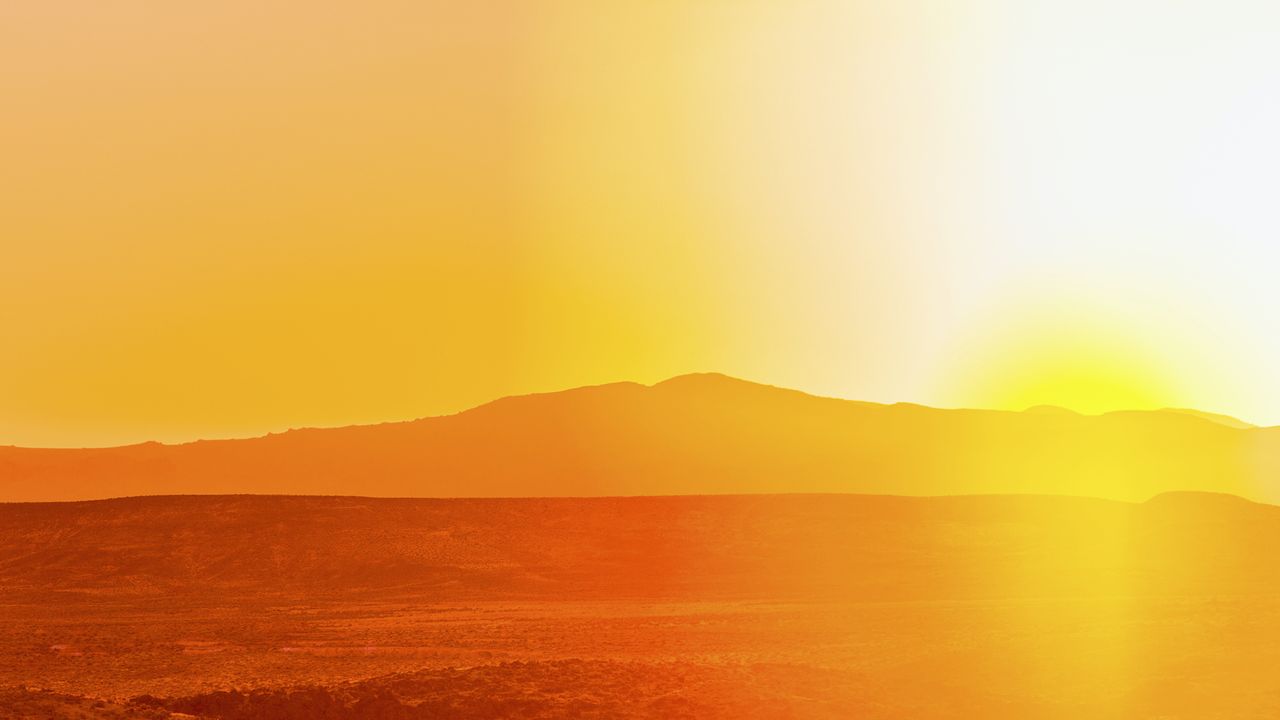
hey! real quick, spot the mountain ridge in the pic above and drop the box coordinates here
[1,373,1277,503]
[1,372,1261,450]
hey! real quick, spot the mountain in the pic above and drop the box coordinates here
[1160,407,1257,429]
[1,373,1278,502]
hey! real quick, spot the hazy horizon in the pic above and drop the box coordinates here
[4,371,1269,450]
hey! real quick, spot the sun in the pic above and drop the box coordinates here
[943,302,1185,415]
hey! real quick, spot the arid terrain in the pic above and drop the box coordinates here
[4,493,1280,718]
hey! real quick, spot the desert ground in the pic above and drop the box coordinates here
[3,493,1280,718]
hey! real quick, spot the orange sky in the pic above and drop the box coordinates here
[4,1,1280,446]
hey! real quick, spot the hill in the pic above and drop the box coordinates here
[2,374,1277,502]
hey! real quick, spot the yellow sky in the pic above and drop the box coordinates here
[3,0,1279,446]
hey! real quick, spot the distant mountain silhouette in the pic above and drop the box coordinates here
[1,373,1276,502]
[1022,404,1081,416]
[1160,407,1256,429]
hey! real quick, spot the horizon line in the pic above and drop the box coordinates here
[2,371,1268,451]
[0,488,1261,509]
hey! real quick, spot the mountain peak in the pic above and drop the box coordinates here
[651,372,763,390]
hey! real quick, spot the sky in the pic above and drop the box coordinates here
[4,0,1280,447]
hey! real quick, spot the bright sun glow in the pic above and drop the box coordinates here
[941,300,1189,415]
[3,0,1280,445]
